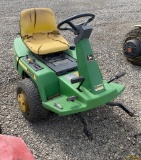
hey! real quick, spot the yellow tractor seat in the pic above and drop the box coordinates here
[20,8,69,55]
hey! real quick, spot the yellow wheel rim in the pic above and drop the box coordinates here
[17,91,30,113]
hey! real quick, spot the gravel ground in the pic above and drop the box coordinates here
[1,0,141,159]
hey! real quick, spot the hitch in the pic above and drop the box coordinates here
[107,102,134,117]
[108,71,126,83]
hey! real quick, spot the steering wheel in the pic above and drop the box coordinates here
[57,13,95,35]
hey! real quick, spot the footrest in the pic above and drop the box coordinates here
[42,95,85,115]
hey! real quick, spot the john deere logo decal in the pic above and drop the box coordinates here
[87,54,94,62]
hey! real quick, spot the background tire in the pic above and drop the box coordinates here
[123,27,141,65]
[17,78,50,122]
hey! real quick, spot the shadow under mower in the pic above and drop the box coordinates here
[13,8,134,123]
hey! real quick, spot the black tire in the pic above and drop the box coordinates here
[17,78,50,122]
[123,27,141,65]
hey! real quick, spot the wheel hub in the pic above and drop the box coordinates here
[17,92,30,113]
[124,39,141,59]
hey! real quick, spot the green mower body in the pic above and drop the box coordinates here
[13,8,127,122]
[13,37,124,116]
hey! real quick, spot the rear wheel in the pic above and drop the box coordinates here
[123,28,141,65]
[17,78,50,122]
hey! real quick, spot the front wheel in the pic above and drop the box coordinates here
[17,78,50,122]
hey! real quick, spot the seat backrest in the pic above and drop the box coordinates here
[20,8,58,37]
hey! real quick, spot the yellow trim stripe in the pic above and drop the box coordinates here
[16,56,36,80]
[19,60,27,71]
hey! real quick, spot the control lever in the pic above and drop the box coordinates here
[108,71,126,83]
[71,76,85,91]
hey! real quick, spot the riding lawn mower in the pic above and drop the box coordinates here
[13,8,134,127]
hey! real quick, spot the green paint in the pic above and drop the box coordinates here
[13,34,125,116]
[42,72,124,115]
[13,38,59,102]
[75,39,105,94]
